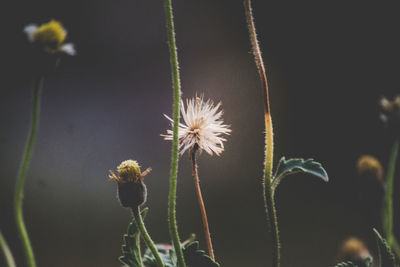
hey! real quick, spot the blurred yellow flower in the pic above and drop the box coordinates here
[24,20,76,55]
[357,155,383,182]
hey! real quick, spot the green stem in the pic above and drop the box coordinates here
[0,231,16,267]
[135,222,143,267]
[132,207,164,267]
[163,0,186,266]
[384,139,398,246]
[264,160,280,267]
[244,1,280,266]
[14,75,43,267]
[263,115,280,267]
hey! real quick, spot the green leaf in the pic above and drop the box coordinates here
[143,244,176,267]
[364,255,374,267]
[142,240,219,267]
[119,208,149,267]
[182,241,219,267]
[373,229,398,267]
[334,262,356,267]
[334,257,373,267]
[272,157,329,192]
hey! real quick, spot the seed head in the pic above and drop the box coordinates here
[162,96,231,156]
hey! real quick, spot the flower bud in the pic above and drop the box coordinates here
[357,155,383,182]
[109,160,151,209]
[380,96,400,137]
[338,237,371,266]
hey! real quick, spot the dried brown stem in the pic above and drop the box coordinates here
[244,0,271,115]
[190,150,215,260]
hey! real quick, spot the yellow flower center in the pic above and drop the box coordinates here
[117,160,142,183]
[33,20,67,51]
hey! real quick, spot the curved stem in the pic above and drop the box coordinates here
[244,1,280,266]
[0,231,16,267]
[132,207,165,267]
[190,150,215,260]
[163,0,186,266]
[14,75,43,267]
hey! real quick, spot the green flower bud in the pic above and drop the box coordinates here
[109,160,151,208]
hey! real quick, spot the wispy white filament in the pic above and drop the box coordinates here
[163,96,231,156]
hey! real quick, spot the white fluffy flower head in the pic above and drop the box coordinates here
[162,96,231,156]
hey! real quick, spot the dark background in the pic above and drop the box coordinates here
[1,0,400,266]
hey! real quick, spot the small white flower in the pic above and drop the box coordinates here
[162,96,231,156]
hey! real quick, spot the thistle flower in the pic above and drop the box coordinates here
[162,96,230,260]
[24,20,76,56]
[109,160,151,208]
[162,96,231,156]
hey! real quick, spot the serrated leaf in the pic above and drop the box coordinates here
[364,255,374,267]
[373,229,398,267]
[143,240,219,267]
[335,261,357,267]
[272,157,329,192]
[334,255,373,267]
[143,244,175,267]
[334,262,356,267]
[119,208,149,267]
[183,241,219,267]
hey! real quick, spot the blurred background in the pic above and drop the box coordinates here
[1,0,400,266]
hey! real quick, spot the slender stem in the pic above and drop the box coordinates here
[190,150,215,260]
[163,0,186,266]
[263,115,280,267]
[14,75,43,267]
[244,1,280,266]
[135,222,143,267]
[132,207,165,267]
[384,140,398,246]
[244,0,271,115]
[0,231,16,267]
